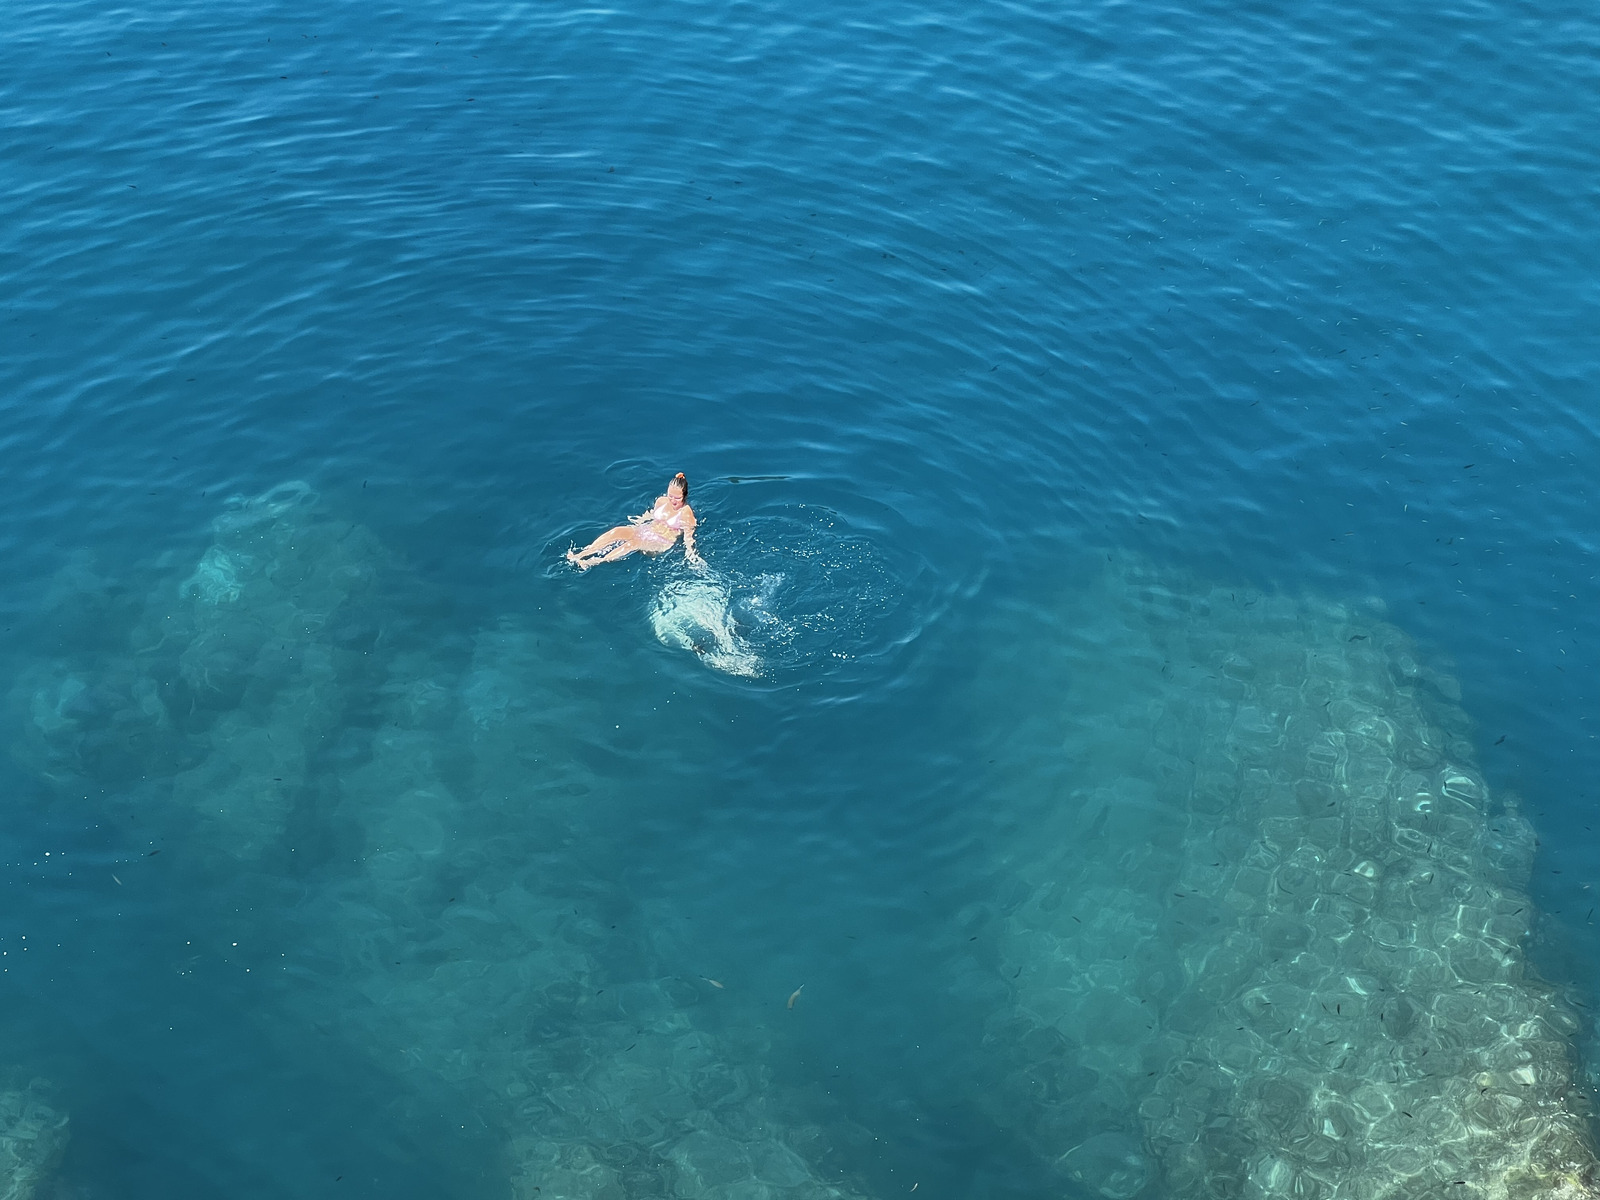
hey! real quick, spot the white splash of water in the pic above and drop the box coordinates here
[649,574,763,677]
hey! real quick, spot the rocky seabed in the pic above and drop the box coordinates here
[9,494,1600,1199]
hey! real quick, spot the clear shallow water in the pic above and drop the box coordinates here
[1,0,1599,1195]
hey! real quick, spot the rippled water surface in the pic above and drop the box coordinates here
[2,0,1598,1195]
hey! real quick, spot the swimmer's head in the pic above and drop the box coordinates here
[670,472,689,502]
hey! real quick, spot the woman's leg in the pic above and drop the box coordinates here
[568,526,655,567]
[567,525,629,564]
[584,534,650,566]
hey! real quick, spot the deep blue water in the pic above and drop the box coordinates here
[2,0,1599,1195]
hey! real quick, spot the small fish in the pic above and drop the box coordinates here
[787,985,805,1010]
[702,977,724,989]
[112,875,122,885]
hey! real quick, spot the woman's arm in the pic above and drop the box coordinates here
[682,507,704,566]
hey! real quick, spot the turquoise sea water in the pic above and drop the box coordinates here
[2,0,1599,1196]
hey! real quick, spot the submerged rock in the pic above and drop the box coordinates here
[977,555,1600,1200]
[0,1078,68,1200]
[282,615,879,1200]
[10,482,392,860]
[9,490,878,1198]
[428,627,878,1198]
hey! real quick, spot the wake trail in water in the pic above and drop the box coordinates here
[649,571,764,678]
[646,505,909,679]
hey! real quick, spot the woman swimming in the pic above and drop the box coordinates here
[567,472,704,570]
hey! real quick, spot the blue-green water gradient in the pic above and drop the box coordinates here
[1,0,1597,1194]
